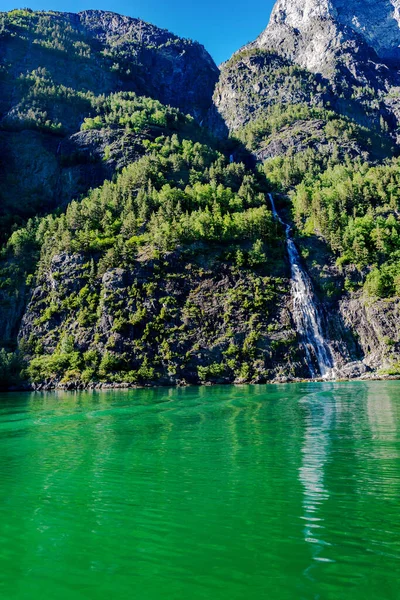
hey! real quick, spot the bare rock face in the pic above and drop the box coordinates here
[18,251,306,387]
[213,50,326,132]
[338,293,400,371]
[331,0,400,61]
[213,0,400,144]
[252,0,400,76]
[76,10,219,123]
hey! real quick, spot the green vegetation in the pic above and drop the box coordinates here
[237,104,372,152]
[18,263,288,387]
[0,7,217,246]
[9,135,276,267]
[219,49,326,132]
[224,48,324,96]
[233,98,398,302]
[0,87,212,246]
[81,93,192,134]
[1,9,93,56]
[289,159,400,297]
[0,349,25,389]
[3,8,400,387]
[0,108,289,387]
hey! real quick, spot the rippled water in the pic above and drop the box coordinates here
[0,382,399,599]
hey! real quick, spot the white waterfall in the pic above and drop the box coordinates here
[268,194,334,379]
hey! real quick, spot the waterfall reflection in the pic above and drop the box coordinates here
[299,391,335,573]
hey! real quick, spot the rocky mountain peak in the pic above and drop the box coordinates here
[76,10,205,55]
[253,0,400,75]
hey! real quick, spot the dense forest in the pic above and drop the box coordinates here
[1,7,400,388]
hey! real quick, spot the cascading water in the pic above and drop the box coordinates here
[268,194,334,379]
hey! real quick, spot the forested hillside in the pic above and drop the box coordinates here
[2,4,400,389]
[0,9,219,243]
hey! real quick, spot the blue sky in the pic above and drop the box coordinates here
[2,1,276,64]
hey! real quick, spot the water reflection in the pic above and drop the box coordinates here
[365,384,400,502]
[297,382,400,598]
[367,386,398,442]
[1,384,400,599]
[299,389,334,572]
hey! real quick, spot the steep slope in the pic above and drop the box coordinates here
[3,4,400,389]
[0,9,220,242]
[215,0,400,143]
[247,0,400,117]
[0,9,218,126]
[2,132,306,389]
[0,11,304,388]
[212,0,400,377]
[255,0,400,71]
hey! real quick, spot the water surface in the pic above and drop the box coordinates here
[0,382,399,599]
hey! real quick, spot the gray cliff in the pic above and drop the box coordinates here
[254,0,400,74]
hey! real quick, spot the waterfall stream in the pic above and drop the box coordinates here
[268,194,334,379]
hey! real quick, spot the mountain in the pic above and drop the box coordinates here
[0,10,300,389]
[0,9,218,123]
[0,9,220,243]
[212,0,400,380]
[254,0,400,70]
[215,0,400,143]
[2,5,400,389]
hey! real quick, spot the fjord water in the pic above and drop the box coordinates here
[0,383,399,600]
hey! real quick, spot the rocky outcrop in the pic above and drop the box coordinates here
[0,9,220,242]
[213,50,326,132]
[254,118,366,162]
[18,250,308,386]
[76,10,219,123]
[0,9,219,126]
[3,4,400,388]
[0,126,150,240]
[251,0,400,77]
[292,233,400,377]
[339,293,400,371]
[213,0,400,141]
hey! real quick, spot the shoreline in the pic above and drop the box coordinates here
[4,372,400,393]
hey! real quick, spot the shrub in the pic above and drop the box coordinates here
[0,350,25,390]
[197,362,227,382]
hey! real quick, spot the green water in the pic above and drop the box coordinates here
[0,383,399,600]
